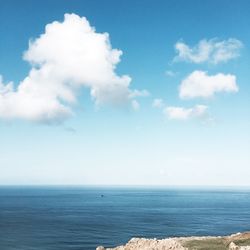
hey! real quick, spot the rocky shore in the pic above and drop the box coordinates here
[97,232,250,250]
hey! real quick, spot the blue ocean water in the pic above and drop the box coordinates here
[0,187,250,250]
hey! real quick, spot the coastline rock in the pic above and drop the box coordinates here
[97,232,250,250]
[229,242,250,250]
[229,242,239,250]
[101,237,187,250]
[96,247,105,250]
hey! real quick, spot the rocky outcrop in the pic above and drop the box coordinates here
[229,242,250,250]
[102,237,187,250]
[97,232,250,250]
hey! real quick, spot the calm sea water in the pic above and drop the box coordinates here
[0,186,250,250]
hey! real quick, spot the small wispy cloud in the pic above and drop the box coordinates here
[152,98,165,108]
[131,100,140,111]
[129,89,150,98]
[179,70,239,99]
[165,70,176,77]
[164,105,208,120]
[174,38,243,64]
[152,98,209,121]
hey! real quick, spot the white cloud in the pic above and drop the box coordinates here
[164,105,208,120]
[165,70,176,77]
[131,100,140,111]
[152,98,164,108]
[129,89,150,98]
[0,75,72,123]
[0,14,144,123]
[152,97,209,122]
[174,38,243,64]
[179,70,238,99]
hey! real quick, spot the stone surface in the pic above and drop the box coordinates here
[98,237,186,250]
[97,232,250,250]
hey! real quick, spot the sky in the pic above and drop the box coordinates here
[0,0,249,186]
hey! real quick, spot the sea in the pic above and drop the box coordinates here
[0,186,250,250]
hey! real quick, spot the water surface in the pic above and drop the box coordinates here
[0,186,250,250]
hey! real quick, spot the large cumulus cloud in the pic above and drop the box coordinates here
[0,14,143,123]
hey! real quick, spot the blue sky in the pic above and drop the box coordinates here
[0,0,249,185]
